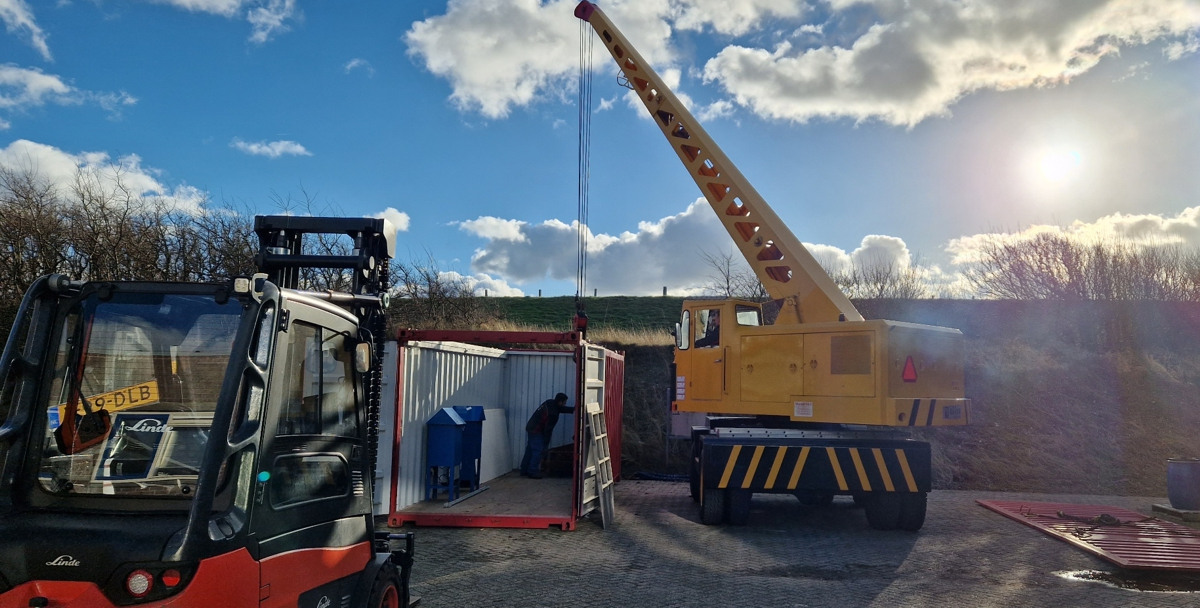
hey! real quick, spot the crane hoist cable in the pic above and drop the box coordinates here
[576,18,594,312]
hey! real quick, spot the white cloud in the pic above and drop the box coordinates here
[344,58,375,76]
[704,0,1200,126]
[1164,32,1200,60]
[440,270,525,296]
[405,0,673,119]
[148,0,298,44]
[674,0,803,37]
[230,138,312,158]
[945,207,1200,265]
[0,64,71,109]
[374,207,411,232]
[0,0,51,61]
[246,0,296,44]
[459,216,528,242]
[462,199,733,294]
[0,139,206,212]
[595,96,616,112]
[150,0,244,15]
[0,64,137,126]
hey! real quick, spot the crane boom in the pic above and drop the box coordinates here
[574,1,862,324]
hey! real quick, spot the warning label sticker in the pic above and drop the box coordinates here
[793,401,813,418]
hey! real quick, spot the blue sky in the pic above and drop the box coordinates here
[2,0,1199,297]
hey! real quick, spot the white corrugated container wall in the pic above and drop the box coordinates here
[392,341,507,511]
[503,351,577,470]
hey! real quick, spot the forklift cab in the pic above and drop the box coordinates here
[0,217,412,608]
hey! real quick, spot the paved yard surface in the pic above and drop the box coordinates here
[394,481,1199,607]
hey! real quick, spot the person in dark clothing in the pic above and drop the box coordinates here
[520,392,574,479]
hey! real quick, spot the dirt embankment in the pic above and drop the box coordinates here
[606,300,1200,496]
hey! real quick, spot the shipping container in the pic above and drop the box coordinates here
[376,333,624,530]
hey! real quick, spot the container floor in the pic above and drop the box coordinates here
[390,471,575,529]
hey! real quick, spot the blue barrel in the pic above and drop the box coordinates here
[453,406,486,491]
[426,408,465,500]
[1168,458,1200,511]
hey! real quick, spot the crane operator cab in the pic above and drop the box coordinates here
[0,217,414,608]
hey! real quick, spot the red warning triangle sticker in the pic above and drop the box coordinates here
[902,356,918,383]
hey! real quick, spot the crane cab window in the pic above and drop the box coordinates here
[735,305,762,326]
[677,310,690,350]
[694,309,721,348]
[277,323,359,437]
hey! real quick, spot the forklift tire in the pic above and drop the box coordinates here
[700,488,727,525]
[863,493,903,531]
[728,490,751,526]
[367,564,405,608]
[897,492,928,532]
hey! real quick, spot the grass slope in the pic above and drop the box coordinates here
[492,296,684,330]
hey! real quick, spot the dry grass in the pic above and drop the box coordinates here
[921,339,1200,495]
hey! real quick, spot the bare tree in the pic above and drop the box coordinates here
[700,248,768,300]
[836,253,930,299]
[0,164,258,336]
[966,233,1200,300]
[387,252,501,329]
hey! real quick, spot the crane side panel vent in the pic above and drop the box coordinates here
[831,335,872,375]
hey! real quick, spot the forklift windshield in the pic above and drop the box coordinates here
[37,291,243,499]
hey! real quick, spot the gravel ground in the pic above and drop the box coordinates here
[395,481,1200,607]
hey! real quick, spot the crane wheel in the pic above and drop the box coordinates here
[368,564,405,608]
[700,488,727,525]
[689,457,700,503]
[728,490,752,525]
[863,493,903,531]
[897,492,927,531]
[796,491,834,507]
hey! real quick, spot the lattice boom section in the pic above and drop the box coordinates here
[593,26,795,292]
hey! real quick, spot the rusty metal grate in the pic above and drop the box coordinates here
[979,499,1200,572]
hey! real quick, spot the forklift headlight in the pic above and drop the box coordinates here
[232,277,252,294]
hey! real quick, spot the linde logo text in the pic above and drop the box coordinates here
[46,555,81,567]
[126,419,169,433]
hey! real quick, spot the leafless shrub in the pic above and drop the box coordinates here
[0,165,258,336]
[966,233,1200,300]
[387,252,502,330]
[830,252,931,299]
[699,249,768,300]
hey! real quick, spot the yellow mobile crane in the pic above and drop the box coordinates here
[575,1,969,529]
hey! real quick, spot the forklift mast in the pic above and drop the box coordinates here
[252,215,396,483]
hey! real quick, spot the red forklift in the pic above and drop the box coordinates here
[0,216,414,607]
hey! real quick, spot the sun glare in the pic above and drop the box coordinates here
[1038,149,1082,182]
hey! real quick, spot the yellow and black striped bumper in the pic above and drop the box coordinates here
[702,439,931,494]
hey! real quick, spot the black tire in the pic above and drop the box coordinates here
[897,492,928,531]
[796,491,834,507]
[728,490,752,526]
[700,488,727,525]
[863,493,903,531]
[367,563,406,608]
